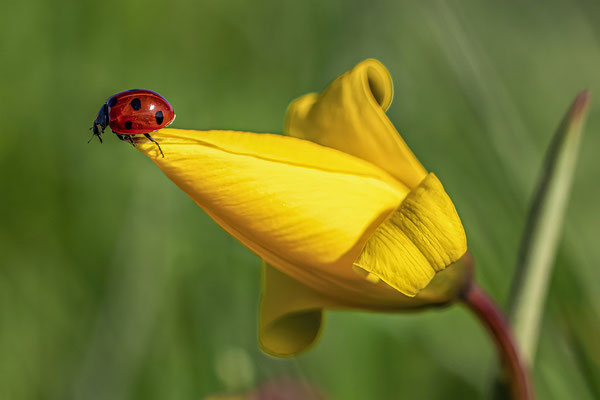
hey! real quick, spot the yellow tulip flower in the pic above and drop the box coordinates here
[135,59,469,357]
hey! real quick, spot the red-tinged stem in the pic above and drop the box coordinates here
[461,283,534,400]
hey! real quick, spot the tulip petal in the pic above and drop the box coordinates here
[354,173,467,296]
[260,255,473,356]
[259,263,334,357]
[285,59,427,188]
[135,129,409,276]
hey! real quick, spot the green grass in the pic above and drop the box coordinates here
[1,1,599,399]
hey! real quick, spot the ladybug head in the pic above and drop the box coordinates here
[89,103,108,143]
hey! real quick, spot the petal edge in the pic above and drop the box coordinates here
[354,173,467,296]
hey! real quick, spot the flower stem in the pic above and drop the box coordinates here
[461,283,533,400]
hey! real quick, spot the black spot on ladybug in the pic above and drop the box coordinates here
[128,89,141,92]
[125,121,133,130]
[155,111,164,125]
[130,98,141,110]
[108,97,118,107]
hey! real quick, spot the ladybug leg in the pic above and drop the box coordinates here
[116,133,136,147]
[143,133,164,158]
[126,135,136,148]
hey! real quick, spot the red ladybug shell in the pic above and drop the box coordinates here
[107,89,175,135]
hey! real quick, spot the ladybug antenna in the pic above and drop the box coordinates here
[89,122,104,144]
[88,132,103,144]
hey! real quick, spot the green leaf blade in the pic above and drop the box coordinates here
[509,91,590,367]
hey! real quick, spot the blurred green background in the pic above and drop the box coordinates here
[1,1,598,399]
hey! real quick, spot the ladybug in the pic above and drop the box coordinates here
[90,89,175,157]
